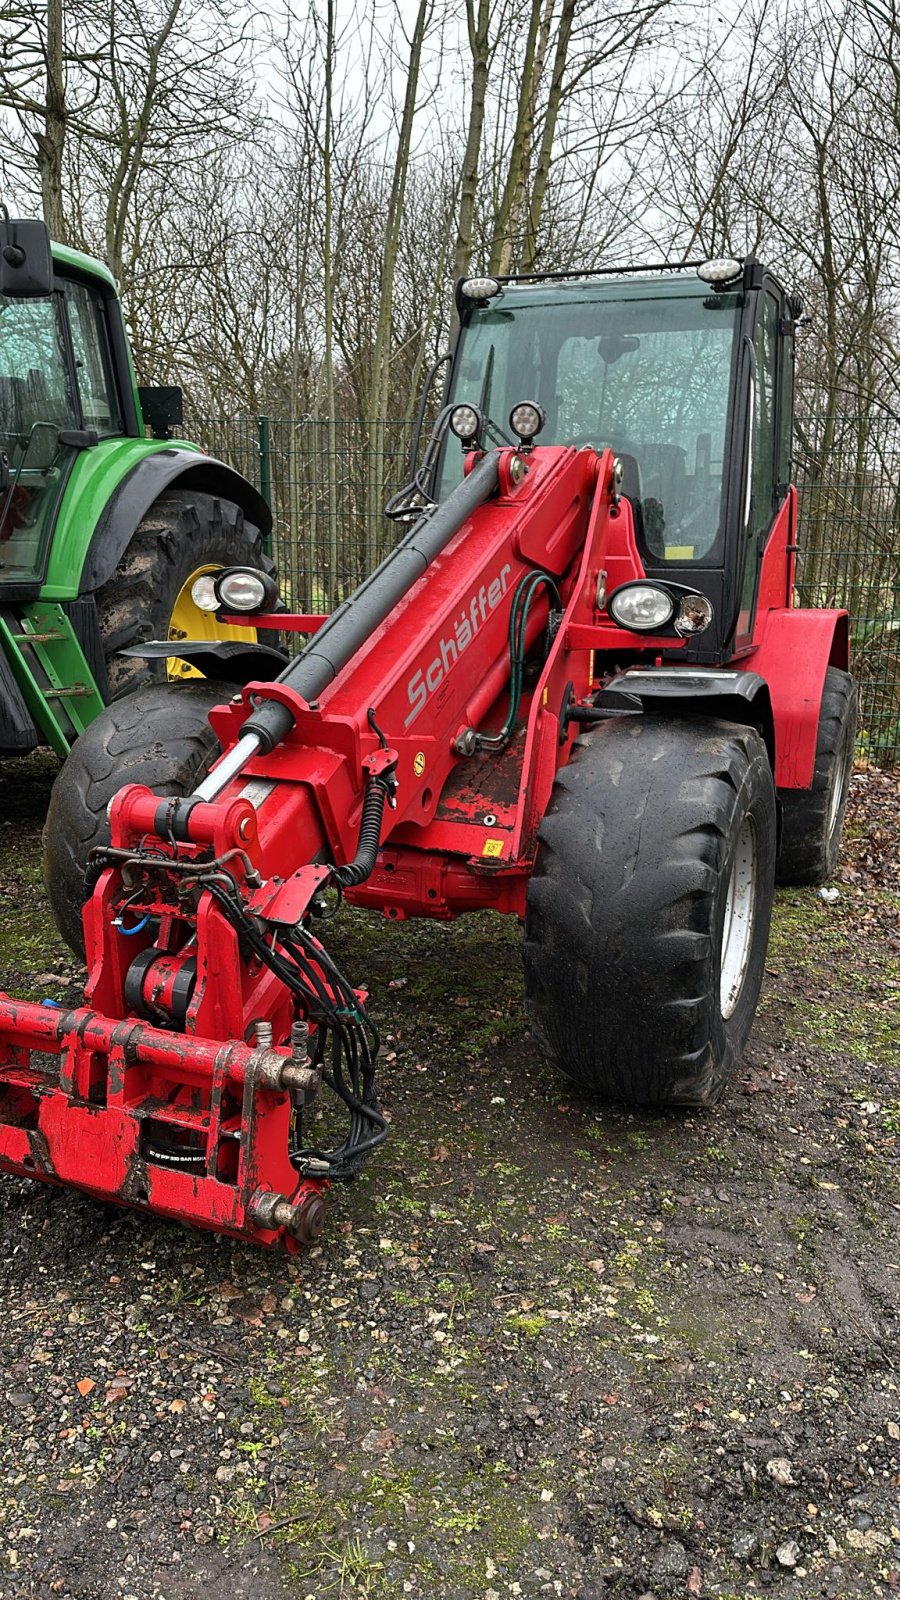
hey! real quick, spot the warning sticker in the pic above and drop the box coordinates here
[482,838,504,858]
[413,751,426,777]
[238,777,277,810]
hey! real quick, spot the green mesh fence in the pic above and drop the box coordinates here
[793,411,900,768]
[187,412,900,768]
[186,415,414,614]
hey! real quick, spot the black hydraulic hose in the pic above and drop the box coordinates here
[240,449,502,754]
[332,775,391,888]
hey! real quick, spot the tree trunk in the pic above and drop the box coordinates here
[488,0,544,276]
[451,0,491,289]
[366,0,431,566]
[38,0,68,240]
[521,0,575,272]
[323,0,340,607]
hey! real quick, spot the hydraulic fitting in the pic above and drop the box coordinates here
[249,1188,326,1243]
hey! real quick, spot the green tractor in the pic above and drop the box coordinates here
[0,214,272,759]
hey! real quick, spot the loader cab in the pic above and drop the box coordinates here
[0,233,142,596]
[440,260,796,663]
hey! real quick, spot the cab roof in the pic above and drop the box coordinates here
[51,241,118,294]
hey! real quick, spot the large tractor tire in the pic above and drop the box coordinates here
[43,681,224,957]
[524,717,777,1107]
[775,667,857,886]
[95,489,268,699]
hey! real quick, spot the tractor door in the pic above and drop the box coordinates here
[0,274,126,595]
[732,281,793,649]
[0,293,80,592]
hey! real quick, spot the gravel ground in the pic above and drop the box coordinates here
[0,754,898,1600]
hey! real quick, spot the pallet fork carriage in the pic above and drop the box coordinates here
[0,257,856,1248]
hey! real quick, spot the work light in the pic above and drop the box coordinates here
[449,403,484,446]
[697,257,742,286]
[460,276,501,301]
[509,401,546,447]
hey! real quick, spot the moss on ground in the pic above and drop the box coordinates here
[1,756,898,1597]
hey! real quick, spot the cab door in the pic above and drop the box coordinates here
[734,284,791,648]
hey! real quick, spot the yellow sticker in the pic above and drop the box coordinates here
[482,838,504,858]
[664,545,695,560]
[413,751,426,777]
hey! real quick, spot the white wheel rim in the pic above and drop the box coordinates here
[826,729,849,838]
[720,814,757,1019]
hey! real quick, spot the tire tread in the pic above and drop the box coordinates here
[524,717,776,1107]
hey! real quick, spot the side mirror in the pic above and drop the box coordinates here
[138,385,183,439]
[0,217,53,298]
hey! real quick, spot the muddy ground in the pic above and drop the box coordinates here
[0,754,897,1600]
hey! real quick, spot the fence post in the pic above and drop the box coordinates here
[258,416,272,557]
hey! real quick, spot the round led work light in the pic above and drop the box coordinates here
[509,401,546,447]
[449,403,484,446]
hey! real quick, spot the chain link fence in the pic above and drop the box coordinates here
[187,411,900,767]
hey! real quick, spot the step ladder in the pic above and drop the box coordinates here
[0,601,106,757]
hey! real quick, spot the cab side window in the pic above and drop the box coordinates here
[750,294,779,538]
[64,282,122,434]
[737,292,780,637]
[778,325,794,492]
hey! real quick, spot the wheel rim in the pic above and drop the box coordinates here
[720,814,758,1019]
[825,719,852,839]
[167,563,257,682]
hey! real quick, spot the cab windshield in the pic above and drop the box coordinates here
[0,293,78,583]
[442,275,742,567]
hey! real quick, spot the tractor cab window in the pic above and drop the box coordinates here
[65,281,122,435]
[778,318,794,489]
[0,294,78,584]
[554,314,735,563]
[442,277,741,570]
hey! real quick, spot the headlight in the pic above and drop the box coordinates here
[460,275,500,301]
[214,567,276,613]
[449,403,484,444]
[509,400,546,445]
[674,594,714,635]
[190,573,220,611]
[608,583,675,631]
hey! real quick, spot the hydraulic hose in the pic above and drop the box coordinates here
[332,774,392,888]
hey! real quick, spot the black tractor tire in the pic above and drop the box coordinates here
[524,717,777,1107]
[43,681,225,957]
[775,667,857,887]
[95,489,268,699]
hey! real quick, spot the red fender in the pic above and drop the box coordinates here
[747,607,849,788]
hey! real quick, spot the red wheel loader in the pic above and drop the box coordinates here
[0,256,856,1248]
